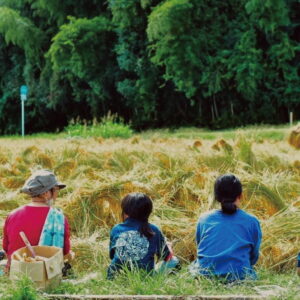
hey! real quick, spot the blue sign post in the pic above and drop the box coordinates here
[20,85,28,137]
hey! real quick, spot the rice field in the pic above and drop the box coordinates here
[0,126,300,276]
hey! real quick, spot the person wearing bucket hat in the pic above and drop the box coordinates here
[2,170,72,270]
[20,169,66,198]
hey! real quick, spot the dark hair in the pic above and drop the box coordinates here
[214,174,242,214]
[121,192,154,239]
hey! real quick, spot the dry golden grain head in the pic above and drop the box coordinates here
[94,137,104,144]
[293,160,300,169]
[35,152,54,169]
[154,152,172,169]
[193,140,202,148]
[218,139,233,153]
[2,176,25,189]
[192,174,206,188]
[0,199,20,210]
[211,143,220,151]
[288,126,300,149]
[22,146,40,160]
[0,153,9,164]
[131,136,140,144]
[54,160,77,179]
[71,239,109,272]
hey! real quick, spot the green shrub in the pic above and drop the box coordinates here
[65,117,133,139]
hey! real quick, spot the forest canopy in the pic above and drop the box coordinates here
[0,0,299,134]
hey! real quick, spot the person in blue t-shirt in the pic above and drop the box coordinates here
[191,174,262,282]
[107,192,179,279]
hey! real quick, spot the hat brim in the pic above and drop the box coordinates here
[57,182,66,189]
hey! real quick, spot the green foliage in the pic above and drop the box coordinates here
[65,117,133,139]
[2,276,42,300]
[0,0,300,133]
[0,6,43,57]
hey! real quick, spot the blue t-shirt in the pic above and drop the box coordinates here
[108,218,170,278]
[297,253,300,267]
[195,209,262,280]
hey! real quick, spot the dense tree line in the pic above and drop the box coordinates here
[0,0,299,134]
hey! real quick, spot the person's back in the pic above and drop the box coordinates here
[193,174,262,281]
[109,218,170,273]
[107,193,178,279]
[2,170,71,269]
[3,205,50,258]
[196,209,261,280]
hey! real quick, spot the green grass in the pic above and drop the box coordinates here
[140,124,292,141]
[1,267,298,299]
[0,124,294,141]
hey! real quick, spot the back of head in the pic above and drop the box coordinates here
[214,174,242,215]
[121,193,154,239]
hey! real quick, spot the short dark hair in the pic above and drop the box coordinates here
[214,174,242,214]
[121,193,154,239]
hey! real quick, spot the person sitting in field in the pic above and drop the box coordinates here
[2,169,72,271]
[190,174,262,282]
[107,192,179,279]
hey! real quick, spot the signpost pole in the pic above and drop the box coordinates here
[20,85,28,137]
[21,99,25,137]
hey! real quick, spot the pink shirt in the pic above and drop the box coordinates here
[2,205,70,260]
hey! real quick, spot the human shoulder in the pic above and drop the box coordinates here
[147,223,165,237]
[148,223,161,231]
[7,205,28,217]
[238,210,260,225]
[198,209,219,223]
[110,222,127,236]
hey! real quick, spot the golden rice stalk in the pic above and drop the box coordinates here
[34,152,54,169]
[71,237,109,272]
[211,139,233,154]
[93,137,104,144]
[154,152,173,170]
[235,134,256,168]
[71,165,100,180]
[244,179,286,213]
[193,140,202,148]
[2,176,25,189]
[108,151,134,172]
[0,151,9,164]
[21,146,40,163]
[0,199,20,210]
[288,126,300,149]
[130,136,140,144]
[293,160,300,170]
[63,182,125,234]
[54,160,77,179]
[260,204,300,271]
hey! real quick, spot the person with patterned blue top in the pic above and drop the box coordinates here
[191,174,262,282]
[107,193,179,279]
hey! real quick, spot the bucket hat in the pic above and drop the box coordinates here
[20,169,66,197]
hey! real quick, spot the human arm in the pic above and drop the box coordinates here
[250,219,262,266]
[196,221,202,246]
[156,229,171,261]
[109,227,117,260]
